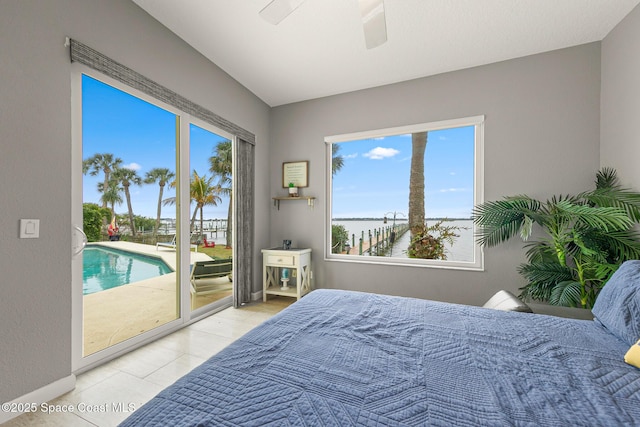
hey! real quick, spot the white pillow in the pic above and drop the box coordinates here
[483,290,532,313]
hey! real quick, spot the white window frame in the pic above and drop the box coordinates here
[325,115,485,271]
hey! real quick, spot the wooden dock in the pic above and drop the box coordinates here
[343,224,409,256]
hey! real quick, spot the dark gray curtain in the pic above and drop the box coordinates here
[69,38,255,308]
[234,139,255,307]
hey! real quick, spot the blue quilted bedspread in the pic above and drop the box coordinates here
[120,289,640,426]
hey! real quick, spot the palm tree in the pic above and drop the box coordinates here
[473,168,640,308]
[190,171,222,239]
[98,179,123,218]
[145,168,175,238]
[332,144,345,176]
[162,171,222,239]
[82,153,123,210]
[112,167,142,236]
[408,132,427,237]
[209,140,233,248]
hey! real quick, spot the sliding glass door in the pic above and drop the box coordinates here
[78,73,180,358]
[72,67,233,370]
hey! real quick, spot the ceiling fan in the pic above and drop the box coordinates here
[259,0,387,49]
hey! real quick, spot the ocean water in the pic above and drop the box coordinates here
[332,219,474,262]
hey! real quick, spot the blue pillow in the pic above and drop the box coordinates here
[592,260,640,346]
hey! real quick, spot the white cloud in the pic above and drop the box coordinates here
[439,188,467,193]
[363,147,400,160]
[344,153,358,159]
[123,162,142,171]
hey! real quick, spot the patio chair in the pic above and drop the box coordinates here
[190,257,233,292]
[202,236,216,248]
[156,235,198,252]
[156,235,176,250]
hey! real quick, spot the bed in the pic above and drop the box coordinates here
[120,261,640,426]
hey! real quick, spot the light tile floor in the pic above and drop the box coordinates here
[3,297,293,427]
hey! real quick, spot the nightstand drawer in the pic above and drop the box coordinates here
[266,255,294,266]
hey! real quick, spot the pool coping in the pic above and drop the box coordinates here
[89,241,214,271]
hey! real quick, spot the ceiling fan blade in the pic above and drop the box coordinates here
[359,0,387,49]
[259,0,306,25]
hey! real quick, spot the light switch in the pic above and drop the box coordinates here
[20,219,40,239]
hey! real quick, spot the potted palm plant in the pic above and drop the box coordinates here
[473,168,640,308]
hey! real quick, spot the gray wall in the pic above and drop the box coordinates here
[0,0,270,403]
[270,43,602,306]
[601,5,640,185]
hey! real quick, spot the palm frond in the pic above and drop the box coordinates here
[472,196,541,247]
[547,194,582,206]
[549,281,582,307]
[523,240,556,263]
[519,280,556,302]
[553,200,633,231]
[580,187,640,222]
[519,215,534,241]
[595,167,620,189]
[594,263,619,284]
[518,261,574,285]
[570,229,606,260]
[590,229,640,261]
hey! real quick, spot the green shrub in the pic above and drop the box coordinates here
[83,203,110,242]
[407,220,462,260]
[331,224,349,253]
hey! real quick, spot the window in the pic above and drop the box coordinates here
[326,116,484,270]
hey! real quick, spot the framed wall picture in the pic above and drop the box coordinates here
[282,161,309,188]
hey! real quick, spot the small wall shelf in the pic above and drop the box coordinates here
[272,196,315,210]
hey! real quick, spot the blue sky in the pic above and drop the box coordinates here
[332,126,475,219]
[82,75,230,221]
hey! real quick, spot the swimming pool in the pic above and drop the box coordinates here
[83,246,173,295]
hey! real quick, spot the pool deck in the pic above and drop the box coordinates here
[83,241,232,356]
[88,240,214,270]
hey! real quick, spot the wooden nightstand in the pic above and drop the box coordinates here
[262,248,312,301]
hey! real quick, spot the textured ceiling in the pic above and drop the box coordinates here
[133,0,640,107]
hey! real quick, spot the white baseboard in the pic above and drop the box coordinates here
[0,374,76,424]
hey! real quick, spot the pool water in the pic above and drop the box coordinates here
[83,246,173,295]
